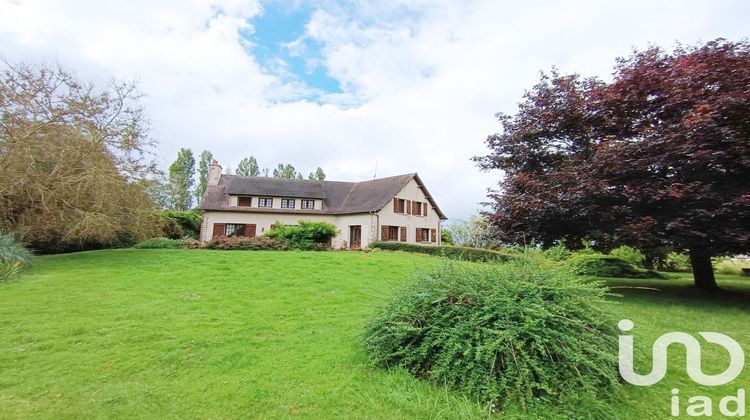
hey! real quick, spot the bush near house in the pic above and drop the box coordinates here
[0,233,32,281]
[362,262,621,413]
[133,238,186,249]
[206,236,293,251]
[568,254,665,279]
[371,242,513,263]
[265,221,337,250]
[159,210,202,239]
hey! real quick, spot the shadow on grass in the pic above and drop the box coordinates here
[604,274,750,311]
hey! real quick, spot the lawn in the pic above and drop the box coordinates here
[1,249,749,419]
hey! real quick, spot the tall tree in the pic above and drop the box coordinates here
[475,39,750,289]
[308,167,326,181]
[0,61,159,252]
[273,163,298,179]
[236,156,260,176]
[195,150,213,203]
[168,148,195,210]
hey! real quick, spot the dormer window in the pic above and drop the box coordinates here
[301,199,315,209]
[281,198,296,209]
[258,197,273,207]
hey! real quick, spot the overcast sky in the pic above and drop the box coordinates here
[1,0,747,219]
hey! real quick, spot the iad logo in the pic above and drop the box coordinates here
[618,319,746,417]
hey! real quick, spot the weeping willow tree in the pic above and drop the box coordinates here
[0,61,161,252]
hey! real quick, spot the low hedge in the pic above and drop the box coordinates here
[568,254,665,279]
[206,236,294,251]
[370,242,514,263]
[133,238,186,249]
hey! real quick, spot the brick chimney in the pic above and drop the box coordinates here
[208,160,222,185]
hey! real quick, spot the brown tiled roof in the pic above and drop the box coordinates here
[226,176,326,198]
[199,173,447,219]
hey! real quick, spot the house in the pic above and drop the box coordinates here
[198,161,447,249]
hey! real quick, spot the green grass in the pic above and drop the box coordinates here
[1,249,749,419]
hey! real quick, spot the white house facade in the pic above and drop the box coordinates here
[198,161,447,249]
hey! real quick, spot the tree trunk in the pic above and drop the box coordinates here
[689,248,718,290]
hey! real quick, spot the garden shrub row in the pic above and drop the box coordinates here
[206,236,294,251]
[265,221,337,250]
[133,237,187,249]
[370,241,514,263]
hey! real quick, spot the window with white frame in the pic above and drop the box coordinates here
[225,224,245,236]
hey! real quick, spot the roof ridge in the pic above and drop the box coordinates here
[223,172,416,184]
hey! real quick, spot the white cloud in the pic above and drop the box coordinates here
[1,0,748,219]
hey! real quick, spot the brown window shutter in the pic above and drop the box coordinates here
[424,203,428,217]
[393,198,398,213]
[415,228,421,242]
[431,228,437,242]
[238,196,252,207]
[381,225,388,241]
[400,226,406,242]
[212,223,226,238]
[406,200,412,214]
[244,224,256,237]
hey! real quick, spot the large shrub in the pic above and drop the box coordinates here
[1,62,161,254]
[133,237,186,249]
[160,210,202,239]
[568,254,664,279]
[0,233,32,281]
[609,245,645,268]
[265,221,336,250]
[362,262,621,411]
[371,242,513,263]
[206,236,293,251]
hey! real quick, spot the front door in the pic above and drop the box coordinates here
[349,225,361,249]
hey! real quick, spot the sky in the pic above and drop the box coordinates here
[0,0,748,219]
